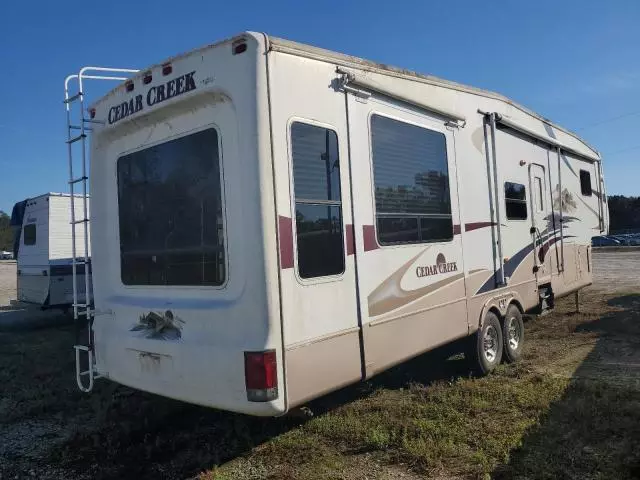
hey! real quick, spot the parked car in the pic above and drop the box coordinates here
[592,236,621,247]
[0,251,14,260]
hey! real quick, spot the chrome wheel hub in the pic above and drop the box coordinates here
[483,325,499,363]
[506,316,521,350]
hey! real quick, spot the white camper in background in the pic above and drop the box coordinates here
[11,193,91,309]
[64,33,607,415]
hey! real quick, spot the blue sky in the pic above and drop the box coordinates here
[1,0,639,214]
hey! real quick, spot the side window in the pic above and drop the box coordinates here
[23,224,36,245]
[370,114,453,245]
[580,170,592,196]
[291,122,345,279]
[505,182,527,220]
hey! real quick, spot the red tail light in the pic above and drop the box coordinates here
[244,350,278,402]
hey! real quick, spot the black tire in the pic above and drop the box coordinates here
[502,304,524,363]
[466,311,503,376]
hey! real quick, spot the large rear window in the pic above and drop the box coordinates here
[117,128,225,286]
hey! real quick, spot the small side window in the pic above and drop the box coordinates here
[580,170,592,196]
[23,224,36,245]
[505,182,527,220]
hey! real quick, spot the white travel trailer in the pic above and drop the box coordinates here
[11,194,91,309]
[65,33,607,416]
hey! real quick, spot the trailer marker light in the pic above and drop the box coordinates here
[89,108,96,119]
[162,63,172,76]
[125,81,134,92]
[232,41,247,55]
[244,350,278,402]
[143,72,152,84]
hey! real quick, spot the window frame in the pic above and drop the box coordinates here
[580,169,593,196]
[534,176,544,212]
[288,118,346,282]
[368,112,454,248]
[114,124,228,290]
[23,224,36,246]
[504,181,528,221]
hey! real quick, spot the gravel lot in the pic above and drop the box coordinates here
[0,260,17,307]
[592,248,640,293]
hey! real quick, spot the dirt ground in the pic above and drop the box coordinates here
[0,261,17,306]
[0,251,639,479]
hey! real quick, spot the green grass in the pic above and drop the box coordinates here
[211,368,571,479]
[1,292,639,479]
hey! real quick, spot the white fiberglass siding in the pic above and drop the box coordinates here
[49,195,90,260]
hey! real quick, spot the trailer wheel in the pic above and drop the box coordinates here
[502,304,524,363]
[467,311,503,375]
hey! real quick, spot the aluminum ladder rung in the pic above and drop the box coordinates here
[69,125,93,132]
[64,92,83,104]
[83,118,104,125]
[71,218,89,225]
[69,176,88,185]
[67,134,87,144]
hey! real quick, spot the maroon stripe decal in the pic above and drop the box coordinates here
[278,215,294,269]
[363,225,379,251]
[453,224,461,235]
[465,221,496,232]
[346,224,355,256]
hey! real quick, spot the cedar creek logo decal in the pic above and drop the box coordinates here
[108,71,197,125]
[416,253,458,278]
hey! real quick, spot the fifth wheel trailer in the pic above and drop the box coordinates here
[10,193,91,309]
[64,32,607,416]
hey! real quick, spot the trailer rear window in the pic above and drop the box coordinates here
[370,115,453,245]
[117,128,225,286]
[23,224,36,246]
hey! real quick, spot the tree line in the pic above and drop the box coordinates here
[0,211,13,252]
[607,195,640,234]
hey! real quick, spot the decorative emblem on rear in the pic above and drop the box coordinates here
[130,310,184,340]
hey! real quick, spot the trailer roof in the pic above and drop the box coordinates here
[266,35,598,157]
[20,193,87,202]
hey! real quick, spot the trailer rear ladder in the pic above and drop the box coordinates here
[63,67,138,392]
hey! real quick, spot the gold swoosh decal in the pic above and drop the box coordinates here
[367,247,466,317]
